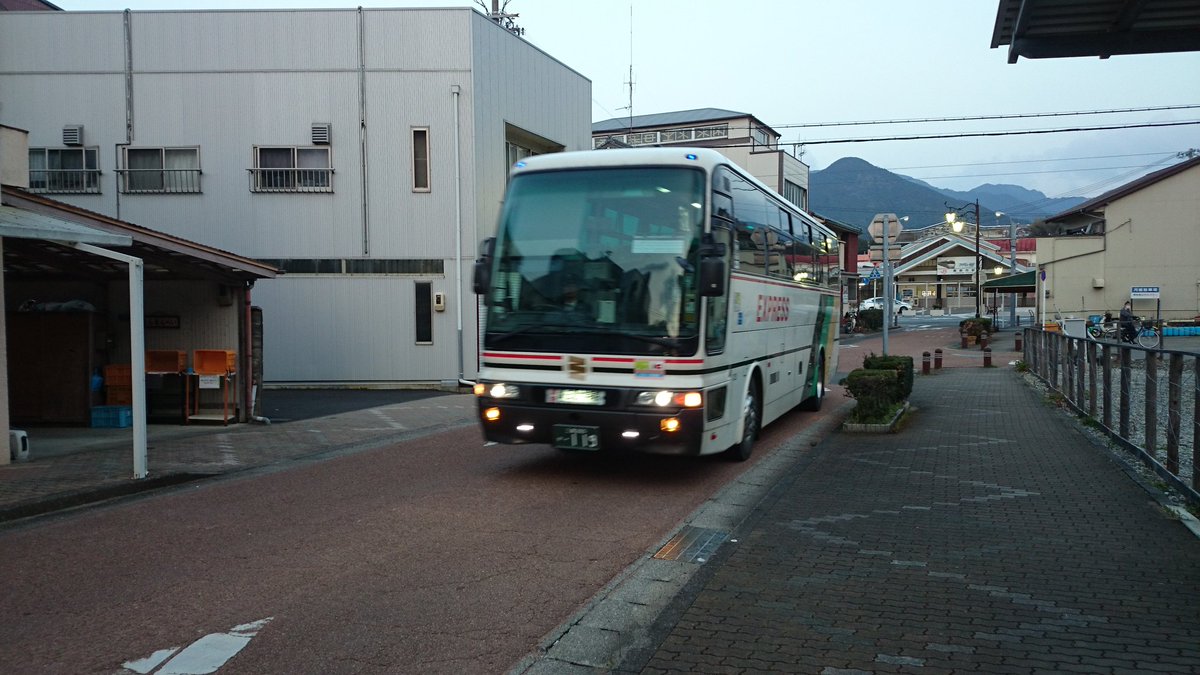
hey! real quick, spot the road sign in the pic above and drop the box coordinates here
[866,268,881,281]
[868,213,902,245]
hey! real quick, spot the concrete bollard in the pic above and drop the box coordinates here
[980,331,990,349]
[934,348,943,369]
[922,351,931,375]
[960,331,968,348]
[983,347,992,367]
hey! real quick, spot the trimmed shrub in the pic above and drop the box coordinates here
[857,308,884,331]
[844,368,901,422]
[862,353,914,399]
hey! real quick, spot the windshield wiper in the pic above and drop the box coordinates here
[489,323,577,343]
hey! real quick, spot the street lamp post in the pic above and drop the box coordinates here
[997,211,1017,327]
[946,199,982,318]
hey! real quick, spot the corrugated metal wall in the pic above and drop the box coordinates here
[0,7,591,386]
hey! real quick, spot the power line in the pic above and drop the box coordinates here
[792,119,1200,146]
[772,104,1200,130]
[888,150,1183,172]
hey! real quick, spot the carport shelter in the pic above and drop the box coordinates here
[2,186,277,473]
[980,270,1036,324]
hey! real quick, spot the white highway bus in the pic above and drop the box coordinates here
[472,148,841,460]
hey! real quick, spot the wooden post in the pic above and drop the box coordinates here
[1145,350,1157,455]
[1119,347,1131,439]
[1166,353,1182,475]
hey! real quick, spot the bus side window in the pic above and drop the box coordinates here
[737,224,761,272]
[793,221,815,283]
[772,227,795,280]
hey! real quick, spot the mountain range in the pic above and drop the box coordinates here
[809,157,1087,234]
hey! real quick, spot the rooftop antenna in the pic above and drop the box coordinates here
[477,0,524,37]
[616,4,634,132]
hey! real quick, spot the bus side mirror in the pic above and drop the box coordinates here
[699,257,725,296]
[472,237,495,295]
[698,239,726,297]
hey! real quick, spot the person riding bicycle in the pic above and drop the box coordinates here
[1118,300,1136,343]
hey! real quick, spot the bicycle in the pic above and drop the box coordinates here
[1134,317,1160,349]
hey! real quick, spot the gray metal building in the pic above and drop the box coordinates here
[0,7,591,386]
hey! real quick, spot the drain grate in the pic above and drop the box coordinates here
[653,526,728,563]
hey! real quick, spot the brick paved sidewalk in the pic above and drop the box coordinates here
[627,367,1200,674]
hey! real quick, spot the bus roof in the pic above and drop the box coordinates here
[510,148,830,234]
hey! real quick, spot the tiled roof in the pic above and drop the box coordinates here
[592,108,750,133]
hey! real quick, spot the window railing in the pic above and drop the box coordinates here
[248,168,334,193]
[117,169,203,194]
[28,169,101,194]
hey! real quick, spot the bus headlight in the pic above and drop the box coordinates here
[635,390,702,408]
[475,383,520,399]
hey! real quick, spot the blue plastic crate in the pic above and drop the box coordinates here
[91,405,132,428]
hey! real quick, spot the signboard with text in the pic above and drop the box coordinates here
[1130,286,1160,299]
[936,256,977,274]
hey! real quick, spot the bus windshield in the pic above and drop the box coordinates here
[483,166,706,356]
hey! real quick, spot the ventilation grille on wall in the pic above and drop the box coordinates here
[62,125,84,146]
[311,123,331,145]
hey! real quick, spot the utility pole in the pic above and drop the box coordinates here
[479,0,524,36]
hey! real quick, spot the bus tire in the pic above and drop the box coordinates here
[727,377,760,462]
[800,355,824,412]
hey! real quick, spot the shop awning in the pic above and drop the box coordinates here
[980,269,1035,292]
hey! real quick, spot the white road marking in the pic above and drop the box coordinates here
[369,409,407,429]
[123,647,180,674]
[122,617,272,674]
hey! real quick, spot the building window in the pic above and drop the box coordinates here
[412,128,430,192]
[249,146,332,193]
[120,147,201,193]
[752,126,772,148]
[28,147,100,194]
[783,180,807,210]
[415,281,433,343]
[506,141,535,184]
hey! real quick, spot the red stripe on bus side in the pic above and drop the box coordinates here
[481,352,561,360]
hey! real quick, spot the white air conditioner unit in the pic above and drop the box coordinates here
[311,123,331,145]
[9,429,29,462]
[1092,277,1105,288]
[62,125,84,146]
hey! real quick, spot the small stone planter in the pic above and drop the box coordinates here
[842,401,911,433]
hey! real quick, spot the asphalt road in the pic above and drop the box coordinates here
[0,397,838,674]
[258,388,453,423]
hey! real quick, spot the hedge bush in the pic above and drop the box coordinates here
[862,353,914,399]
[857,308,884,331]
[843,369,901,422]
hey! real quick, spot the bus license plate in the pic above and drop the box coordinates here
[546,388,605,405]
[553,425,600,450]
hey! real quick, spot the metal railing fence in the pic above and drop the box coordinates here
[1025,327,1198,505]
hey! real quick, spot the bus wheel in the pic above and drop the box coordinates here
[800,356,824,412]
[727,382,759,461]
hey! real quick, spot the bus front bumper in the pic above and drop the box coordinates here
[476,402,706,456]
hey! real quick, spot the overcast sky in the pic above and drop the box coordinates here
[51,0,1200,206]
